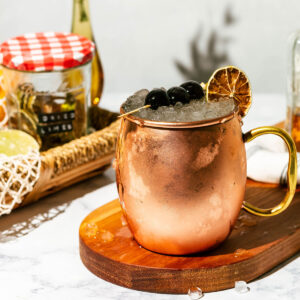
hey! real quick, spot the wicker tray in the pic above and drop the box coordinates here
[8,107,120,213]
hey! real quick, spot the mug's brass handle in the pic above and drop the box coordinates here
[243,126,297,217]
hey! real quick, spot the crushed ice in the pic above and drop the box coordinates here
[122,89,236,122]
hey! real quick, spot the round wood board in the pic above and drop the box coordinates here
[79,180,300,294]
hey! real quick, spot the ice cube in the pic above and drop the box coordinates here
[234,281,250,293]
[84,222,98,238]
[188,287,203,299]
[233,248,248,258]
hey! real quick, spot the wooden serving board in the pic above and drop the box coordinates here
[79,180,300,294]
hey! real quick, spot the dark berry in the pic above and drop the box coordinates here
[145,89,169,110]
[180,81,204,100]
[167,87,190,105]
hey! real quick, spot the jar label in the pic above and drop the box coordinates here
[37,110,75,136]
[38,111,75,123]
[38,122,73,136]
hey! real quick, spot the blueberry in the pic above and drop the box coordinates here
[145,89,169,110]
[180,81,204,100]
[167,87,190,105]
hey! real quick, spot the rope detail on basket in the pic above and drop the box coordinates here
[43,119,120,177]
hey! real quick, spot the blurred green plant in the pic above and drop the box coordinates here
[175,5,237,82]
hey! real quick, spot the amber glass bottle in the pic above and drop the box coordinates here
[71,0,104,106]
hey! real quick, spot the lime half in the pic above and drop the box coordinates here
[0,129,40,156]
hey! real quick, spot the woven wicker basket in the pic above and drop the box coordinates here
[6,107,120,213]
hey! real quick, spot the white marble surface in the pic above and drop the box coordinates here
[0,93,299,300]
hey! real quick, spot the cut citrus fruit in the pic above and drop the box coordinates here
[0,129,39,156]
[0,67,8,127]
[0,100,7,125]
[206,66,252,117]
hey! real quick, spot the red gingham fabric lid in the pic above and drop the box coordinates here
[0,32,95,71]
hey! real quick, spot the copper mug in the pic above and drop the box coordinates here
[115,105,297,255]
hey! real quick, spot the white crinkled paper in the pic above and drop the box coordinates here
[246,134,300,184]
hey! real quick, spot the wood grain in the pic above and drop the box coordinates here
[22,153,114,205]
[79,180,300,294]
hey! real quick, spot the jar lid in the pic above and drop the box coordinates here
[0,32,95,72]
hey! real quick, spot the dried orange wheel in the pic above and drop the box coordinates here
[0,104,6,124]
[206,66,252,117]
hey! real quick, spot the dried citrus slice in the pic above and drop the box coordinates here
[206,66,252,117]
[0,99,7,125]
[0,68,8,127]
[0,129,39,156]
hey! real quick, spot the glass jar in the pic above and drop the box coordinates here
[286,31,300,151]
[0,32,94,151]
[2,64,91,151]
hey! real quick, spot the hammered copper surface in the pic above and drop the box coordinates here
[115,111,247,255]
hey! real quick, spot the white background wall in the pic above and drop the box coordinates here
[0,0,300,96]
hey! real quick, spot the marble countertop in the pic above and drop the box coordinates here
[0,93,299,300]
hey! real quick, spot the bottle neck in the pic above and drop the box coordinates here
[71,0,93,40]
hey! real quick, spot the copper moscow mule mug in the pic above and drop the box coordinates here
[115,105,297,255]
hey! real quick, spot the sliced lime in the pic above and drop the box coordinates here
[0,129,39,156]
